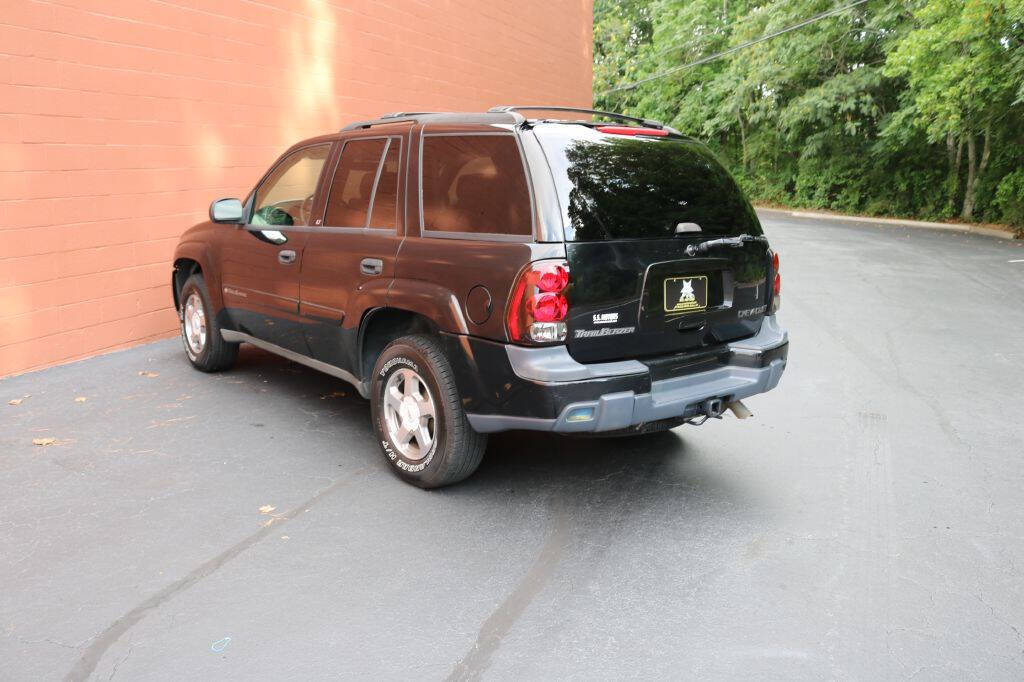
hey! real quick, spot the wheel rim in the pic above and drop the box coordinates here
[382,367,437,461]
[183,292,207,356]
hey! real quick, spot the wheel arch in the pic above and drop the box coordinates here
[171,242,222,312]
[357,307,441,384]
[171,258,202,311]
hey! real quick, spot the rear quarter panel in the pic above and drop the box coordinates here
[391,239,564,340]
[392,121,566,341]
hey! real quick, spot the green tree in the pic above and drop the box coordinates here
[593,0,654,106]
[885,0,1024,219]
[593,0,1024,229]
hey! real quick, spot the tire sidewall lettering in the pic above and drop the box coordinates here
[376,354,438,473]
[379,356,419,378]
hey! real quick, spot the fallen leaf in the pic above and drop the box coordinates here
[145,415,197,429]
[74,397,87,403]
[138,371,159,378]
[258,505,276,514]
[9,399,23,406]
[320,391,346,399]
[32,437,57,446]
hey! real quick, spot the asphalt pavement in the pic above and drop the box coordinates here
[2,215,1023,680]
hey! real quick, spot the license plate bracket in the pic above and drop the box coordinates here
[663,275,709,314]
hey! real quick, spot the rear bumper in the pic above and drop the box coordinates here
[446,316,788,434]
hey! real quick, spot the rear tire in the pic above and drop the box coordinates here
[179,273,238,372]
[370,334,487,488]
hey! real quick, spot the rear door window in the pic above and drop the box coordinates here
[420,134,532,237]
[533,125,761,241]
[368,139,400,229]
[324,138,398,228]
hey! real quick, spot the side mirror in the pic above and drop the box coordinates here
[210,198,244,224]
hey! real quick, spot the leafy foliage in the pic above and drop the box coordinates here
[594,0,1024,227]
[994,169,1024,232]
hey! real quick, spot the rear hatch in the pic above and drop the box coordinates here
[531,123,771,364]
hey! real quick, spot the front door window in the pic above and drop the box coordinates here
[251,144,331,228]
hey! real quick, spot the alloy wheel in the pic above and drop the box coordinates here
[382,367,437,460]
[183,291,207,356]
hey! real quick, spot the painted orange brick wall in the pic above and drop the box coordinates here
[0,0,594,377]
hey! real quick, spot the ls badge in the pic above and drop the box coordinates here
[663,275,708,313]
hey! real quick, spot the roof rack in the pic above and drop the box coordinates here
[341,110,524,132]
[379,111,440,119]
[342,107,671,134]
[342,116,419,131]
[487,105,665,129]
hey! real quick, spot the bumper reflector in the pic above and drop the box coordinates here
[566,407,595,423]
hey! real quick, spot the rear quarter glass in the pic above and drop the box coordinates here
[532,124,762,241]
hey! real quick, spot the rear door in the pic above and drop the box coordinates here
[532,124,771,364]
[219,142,331,353]
[299,130,407,371]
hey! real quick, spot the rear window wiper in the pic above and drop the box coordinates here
[685,233,767,256]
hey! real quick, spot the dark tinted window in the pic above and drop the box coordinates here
[534,126,761,241]
[368,139,400,229]
[324,138,387,227]
[421,135,532,236]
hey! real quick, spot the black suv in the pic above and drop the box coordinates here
[172,106,788,487]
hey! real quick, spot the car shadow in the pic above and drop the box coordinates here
[225,345,751,516]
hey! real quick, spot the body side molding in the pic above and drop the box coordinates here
[220,330,368,398]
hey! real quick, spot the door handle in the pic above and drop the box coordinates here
[360,258,383,276]
[278,249,296,265]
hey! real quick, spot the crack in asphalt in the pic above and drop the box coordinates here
[63,467,369,681]
[445,454,670,681]
[444,499,572,682]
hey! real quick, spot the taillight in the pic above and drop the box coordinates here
[770,250,781,314]
[508,260,570,344]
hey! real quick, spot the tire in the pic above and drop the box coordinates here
[370,334,487,488]
[178,273,238,372]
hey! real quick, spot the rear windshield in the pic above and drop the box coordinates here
[533,125,761,241]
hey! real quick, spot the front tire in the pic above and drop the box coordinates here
[370,334,487,488]
[179,273,238,372]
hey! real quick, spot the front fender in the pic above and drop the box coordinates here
[173,237,223,312]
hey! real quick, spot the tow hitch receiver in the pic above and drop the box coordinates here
[685,397,726,426]
[685,398,752,426]
[703,398,724,418]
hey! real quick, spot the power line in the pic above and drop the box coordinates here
[599,0,871,96]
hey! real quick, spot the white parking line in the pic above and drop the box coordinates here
[1010,259,1024,263]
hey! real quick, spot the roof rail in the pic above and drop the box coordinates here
[488,105,665,129]
[341,117,419,131]
[340,109,524,132]
[379,111,440,119]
